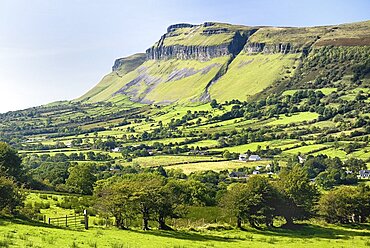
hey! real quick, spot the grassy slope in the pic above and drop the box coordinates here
[209,52,300,102]
[140,57,229,103]
[77,53,146,102]
[81,57,229,104]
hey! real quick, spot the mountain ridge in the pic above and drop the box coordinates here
[77,20,370,104]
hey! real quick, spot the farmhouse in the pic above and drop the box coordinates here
[249,155,261,161]
[229,171,247,178]
[255,165,263,170]
[112,147,122,152]
[239,154,248,161]
[298,155,305,164]
[359,170,370,178]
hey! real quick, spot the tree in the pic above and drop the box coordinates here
[243,176,278,227]
[318,185,370,223]
[66,163,97,195]
[153,179,189,230]
[210,99,219,108]
[221,183,248,228]
[276,165,320,226]
[94,180,135,229]
[221,176,278,228]
[30,162,70,188]
[344,158,366,174]
[0,176,24,214]
[128,173,165,230]
[0,142,23,180]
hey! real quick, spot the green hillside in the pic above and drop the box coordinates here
[209,52,300,102]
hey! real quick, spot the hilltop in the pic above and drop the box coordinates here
[78,20,370,104]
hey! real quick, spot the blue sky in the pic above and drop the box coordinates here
[0,0,369,113]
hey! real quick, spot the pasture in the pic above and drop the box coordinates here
[1,218,370,248]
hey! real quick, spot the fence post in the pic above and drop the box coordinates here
[84,209,89,230]
[66,215,68,227]
[48,218,51,225]
[43,215,46,223]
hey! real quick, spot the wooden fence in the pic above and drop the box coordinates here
[47,209,88,230]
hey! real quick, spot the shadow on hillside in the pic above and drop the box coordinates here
[245,223,370,240]
[129,229,238,243]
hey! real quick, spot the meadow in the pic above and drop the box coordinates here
[1,217,370,248]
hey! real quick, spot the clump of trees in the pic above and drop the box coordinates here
[318,184,370,224]
[222,165,319,228]
[0,142,24,215]
[94,173,190,230]
[302,155,366,189]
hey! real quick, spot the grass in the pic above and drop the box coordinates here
[283,144,329,155]
[282,88,337,96]
[312,148,348,160]
[164,160,271,174]
[0,217,370,247]
[144,57,228,103]
[82,56,230,104]
[209,52,300,102]
[20,149,122,159]
[186,139,219,148]
[211,140,298,153]
[248,26,329,46]
[266,112,319,126]
[159,22,253,47]
[121,155,225,168]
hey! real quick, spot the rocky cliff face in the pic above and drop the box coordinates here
[146,23,258,61]
[244,42,302,54]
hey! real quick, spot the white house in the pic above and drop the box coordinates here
[298,156,305,164]
[112,147,122,152]
[249,155,261,161]
[359,170,370,178]
[239,154,248,161]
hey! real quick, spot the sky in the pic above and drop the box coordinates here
[0,0,369,113]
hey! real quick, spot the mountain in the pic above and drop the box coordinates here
[77,20,370,104]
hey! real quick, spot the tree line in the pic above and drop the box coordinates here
[1,141,370,231]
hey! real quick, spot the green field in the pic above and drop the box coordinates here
[282,88,337,96]
[1,218,370,248]
[164,160,272,174]
[211,140,298,153]
[267,112,319,126]
[283,144,329,155]
[121,155,225,168]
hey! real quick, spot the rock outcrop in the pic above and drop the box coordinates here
[146,23,258,61]
[112,53,146,73]
[244,42,302,54]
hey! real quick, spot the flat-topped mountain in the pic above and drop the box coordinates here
[78,20,370,104]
